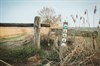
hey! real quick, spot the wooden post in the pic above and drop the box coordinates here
[34,16,41,49]
[60,22,68,66]
[54,35,59,50]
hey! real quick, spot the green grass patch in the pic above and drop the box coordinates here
[0,43,31,62]
[0,42,45,63]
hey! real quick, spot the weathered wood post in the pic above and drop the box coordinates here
[34,16,41,49]
[92,31,98,50]
[60,21,68,66]
[54,34,59,50]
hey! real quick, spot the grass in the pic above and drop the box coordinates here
[0,42,33,62]
[0,28,100,66]
[0,41,46,65]
[0,33,27,41]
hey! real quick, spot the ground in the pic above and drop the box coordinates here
[0,27,100,66]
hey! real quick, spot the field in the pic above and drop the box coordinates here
[0,27,50,37]
[0,27,33,37]
[0,27,100,66]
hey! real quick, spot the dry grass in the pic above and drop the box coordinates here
[0,27,34,37]
[57,35,99,66]
[0,27,49,38]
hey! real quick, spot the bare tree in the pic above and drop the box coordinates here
[38,7,61,26]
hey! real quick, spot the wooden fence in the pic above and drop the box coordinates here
[0,16,99,49]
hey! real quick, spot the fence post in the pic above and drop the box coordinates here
[60,22,68,66]
[34,16,41,49]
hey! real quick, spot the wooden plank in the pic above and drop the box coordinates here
[0,23,50,27]
[41,23,50,27]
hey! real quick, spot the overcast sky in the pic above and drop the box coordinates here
[0,0,100,27]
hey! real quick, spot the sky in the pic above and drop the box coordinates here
[0,0,100,27]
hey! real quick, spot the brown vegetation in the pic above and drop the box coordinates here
[0,27,50,37]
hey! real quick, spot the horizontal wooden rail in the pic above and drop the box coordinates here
[0,23,50,27]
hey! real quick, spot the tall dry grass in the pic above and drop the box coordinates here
[55,36,97,66]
